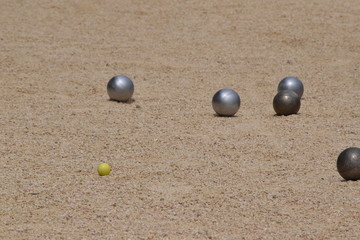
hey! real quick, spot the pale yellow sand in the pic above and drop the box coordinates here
[1,0,359,239]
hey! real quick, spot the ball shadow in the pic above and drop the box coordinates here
[108,98,136,104]
[272,113,301,117]
[340,179,359,182]
[213,114,239,118]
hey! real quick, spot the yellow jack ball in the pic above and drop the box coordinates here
[97,163,111,176]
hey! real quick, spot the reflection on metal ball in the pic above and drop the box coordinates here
[107,75,134,102]
[337,147,360,181]
[212,88,241,117]
[273,90,301,116]
[277,76,304,98]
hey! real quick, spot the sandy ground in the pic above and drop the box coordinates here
[1,0,359,239]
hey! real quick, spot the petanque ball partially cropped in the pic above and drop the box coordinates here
[337,147,360,181]
[277,76,304,98]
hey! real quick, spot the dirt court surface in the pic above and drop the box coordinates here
[1,0,359,239]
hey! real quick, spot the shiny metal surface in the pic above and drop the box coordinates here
[273,90,301,115]
[212,88,241,117]
[277,76,304,98]
[337,147,360,181]
[107,75,134,102]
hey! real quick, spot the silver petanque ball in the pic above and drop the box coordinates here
[212,88,241,117]
[273,90,301,116]
[337,147,360,181]
[107,75,134,102]
[277,76,304,98]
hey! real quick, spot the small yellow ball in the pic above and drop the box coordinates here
[97,163,111,176]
